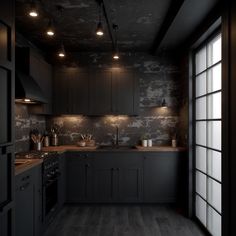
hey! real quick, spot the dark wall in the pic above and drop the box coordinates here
[46,52,188,147]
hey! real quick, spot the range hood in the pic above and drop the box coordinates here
[15,71,48,104]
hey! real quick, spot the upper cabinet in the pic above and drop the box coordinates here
[89,70,113,115]
[53,67,139,116]
[53,68,89,115]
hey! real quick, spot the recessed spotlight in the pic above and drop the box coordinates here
[113,53,119,60]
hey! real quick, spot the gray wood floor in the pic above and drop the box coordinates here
[43,204,206,236]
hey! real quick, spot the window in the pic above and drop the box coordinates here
[194,34,222,236]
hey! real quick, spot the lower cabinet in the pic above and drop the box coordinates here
[15,164,42,236]
[143,152,181,203]
[58,153,66,208]
[0,207,14,236]
[65,151,184,203]
[66,152,93,202]
[66,152,143,203]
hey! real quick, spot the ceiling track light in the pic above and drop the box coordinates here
[96,2,104,36]
[46,19,55,36]
[58,43,66,58]
[112,24,120,60]
[29,1,38,17]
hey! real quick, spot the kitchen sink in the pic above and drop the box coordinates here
[98,145,137,150]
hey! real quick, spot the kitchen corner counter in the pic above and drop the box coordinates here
[15,159,43,176]
[42,145,187,153]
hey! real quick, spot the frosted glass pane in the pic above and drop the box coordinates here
[196,195,206,226]
[208,35,222,66]
[208,64,221,93]
[196,47,206,74]
[196,146,206,172]
[208,92,221,119]
[208,121,221,150]
[196,97,206,119]
[196,72,206,97]
[196,171,206,199]
[208,179,221,213]
[207,207,221,236]
[196,121,206,146]
[208,150,221,181]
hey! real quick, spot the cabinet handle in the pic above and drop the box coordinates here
[20,182,30,191]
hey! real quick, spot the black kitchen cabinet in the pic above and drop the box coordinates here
[143,152,181,203]
[53,68,69,114]
[89,70,113,115]
[113,70,139,115]
[15,164,42,236]
[0,0,15,235]
[93,153,121,202]
[53,68,89,115]
[120,153,143,202]
[93,153,143,203]
[66,152,93,202]
[58,153,66,208]
[53,67,139,115]
[69,69,89,114]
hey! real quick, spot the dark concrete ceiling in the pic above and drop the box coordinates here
[16,0,172,52]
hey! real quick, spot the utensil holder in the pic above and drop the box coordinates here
[34,142,42,151]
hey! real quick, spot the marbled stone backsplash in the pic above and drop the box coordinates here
[15,52,187,151]
[46,53,185,147]
[15,104,46,152]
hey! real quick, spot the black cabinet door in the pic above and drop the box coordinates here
[0,1,14,235]
[69,69,89,114]
[89,70,113,115]
[33,165,43,236]
[66,153,93,202]
[113,70,139,115]
[15,170,35,236]
[53,68,69,114]
[0,207,13,236]
[58,154,65,208]
[119,154,143,202]
[0,68,12,145]
[93,154,121,202]
[143,152,179,203]
[0,147,13,210]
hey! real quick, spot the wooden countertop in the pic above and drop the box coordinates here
[15,159,43,176]
[42,145,187,153]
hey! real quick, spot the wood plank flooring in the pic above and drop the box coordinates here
[43,204,206,236]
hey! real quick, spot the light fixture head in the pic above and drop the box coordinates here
[24,98,31,102]
[29,2,38,17]
[46,19,55,36]
[161,98,167,108]
[113,53,119,60]
[96,22,104,36]
[58,43,66,58]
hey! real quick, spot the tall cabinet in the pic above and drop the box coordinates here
[0,0,15,236]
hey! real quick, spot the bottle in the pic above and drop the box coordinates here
[51,133,58,146]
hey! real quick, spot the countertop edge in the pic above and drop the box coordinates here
[15,159,43,176]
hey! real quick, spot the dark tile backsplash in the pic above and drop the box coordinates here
[15,104,46,152]
[15,52,187,151]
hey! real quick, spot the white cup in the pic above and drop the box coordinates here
[147,139,152,147]
[142,140,148,147]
